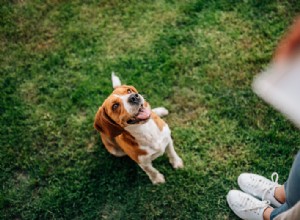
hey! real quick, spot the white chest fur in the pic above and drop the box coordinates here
[125,118,171,152]
[125,117,183,184]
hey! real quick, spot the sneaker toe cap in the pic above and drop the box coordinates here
[238,173,251,190]
[226,190,242,205]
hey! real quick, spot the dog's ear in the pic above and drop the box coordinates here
[94,106,123,138]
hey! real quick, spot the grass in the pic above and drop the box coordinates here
[1,0,300,219]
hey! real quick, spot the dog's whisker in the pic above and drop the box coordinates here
[140,93,148,99]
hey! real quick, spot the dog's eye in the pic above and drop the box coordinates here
[112,103,119,110]
[127,89,132,94]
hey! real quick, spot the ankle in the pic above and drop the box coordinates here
[274,186,286,204]
[263,207,273,220]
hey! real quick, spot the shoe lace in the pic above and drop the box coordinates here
[262,172,279,201]
[271,172,279,183]
[240,200,270,212]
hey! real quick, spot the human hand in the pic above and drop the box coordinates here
[274,17,300,62]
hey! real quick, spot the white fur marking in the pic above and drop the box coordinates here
[125,118,183,184]
[126,119,170,151]
[114,94,145,116]
[112,72,122,88]
[152,107,169,117]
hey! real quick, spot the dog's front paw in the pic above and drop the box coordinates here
[151,173,165,184]
[170,157,184,169]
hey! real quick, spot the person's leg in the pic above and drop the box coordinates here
[263,207,274,220]
[269,203,289,220]
[227,151,300,220]
[227,190,272,220]
[270,151,300,220]
[284,151,300,206]
[238,172,283,207]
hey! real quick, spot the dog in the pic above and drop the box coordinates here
[94,73,183,184]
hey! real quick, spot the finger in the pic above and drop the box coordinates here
[274,17,300,62]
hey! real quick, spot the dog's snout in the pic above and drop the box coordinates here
[128,94,141,105]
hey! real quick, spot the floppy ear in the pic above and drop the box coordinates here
[94,106,124,138]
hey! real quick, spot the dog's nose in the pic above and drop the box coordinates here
[128,94,141,105]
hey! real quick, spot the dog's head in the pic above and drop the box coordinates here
[94,85,151,137]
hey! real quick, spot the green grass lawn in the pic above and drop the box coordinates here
[1,0,300,219]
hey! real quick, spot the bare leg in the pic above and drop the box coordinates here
[166,138,184,169]
[263,207,274,220]
[270,152,300,219]
[262,185,287,220]
[274,186,286,204]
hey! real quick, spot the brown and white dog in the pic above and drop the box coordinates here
[94,73,183,184]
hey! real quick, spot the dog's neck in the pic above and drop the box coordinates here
[124,118,160,143]
[125,119,152,134]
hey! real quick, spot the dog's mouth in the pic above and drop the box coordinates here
[127,105,151,124]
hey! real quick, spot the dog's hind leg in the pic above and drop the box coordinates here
[105,144,126,157]
[101,134,126,157]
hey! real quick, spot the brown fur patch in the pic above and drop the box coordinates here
[115,131,147,162]
[102,95,131,127]
[94,106,124,137]
[99,131,147,162]
[112,85,138,95]
[151,112,166,131]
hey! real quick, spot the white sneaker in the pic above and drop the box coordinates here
[238,172,282,207]
[227,190,271,220]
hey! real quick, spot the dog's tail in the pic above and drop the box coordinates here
[111,72,122,89]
